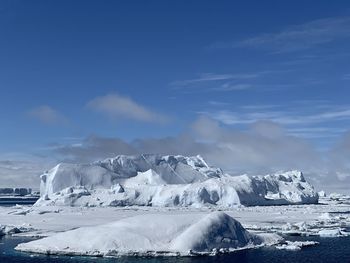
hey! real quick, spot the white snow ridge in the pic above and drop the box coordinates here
[36,154,318,208]
[15,212,281,256]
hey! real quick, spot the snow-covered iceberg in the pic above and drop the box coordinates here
[36,154,318,207]
[15,212,281,256]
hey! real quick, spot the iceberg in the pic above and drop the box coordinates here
[36,154,318,207]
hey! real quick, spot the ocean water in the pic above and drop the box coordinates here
[1,236,350,263]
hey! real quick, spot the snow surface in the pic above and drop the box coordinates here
[37,154,318,207]
[15,212,280,256]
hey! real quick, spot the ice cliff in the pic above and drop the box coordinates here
[36,154,318,207]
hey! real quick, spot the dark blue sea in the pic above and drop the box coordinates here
[1,235,350,263]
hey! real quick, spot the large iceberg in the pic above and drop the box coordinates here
[15,212,281,256]
[36,154,318,207]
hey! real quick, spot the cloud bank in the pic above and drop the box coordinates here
[2,116,349,193]
[0,155,54,188]
[50,116,350,193]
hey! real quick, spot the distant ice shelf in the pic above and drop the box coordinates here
[0,188,33,196]
[0,188,39,205]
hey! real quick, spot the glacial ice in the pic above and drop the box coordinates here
[36,154,318,207]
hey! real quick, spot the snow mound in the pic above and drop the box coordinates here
[15,212,280,257]
[36,155,318,207]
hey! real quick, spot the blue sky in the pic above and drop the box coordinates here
[1,1,350,191]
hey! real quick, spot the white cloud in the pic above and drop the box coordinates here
[87,93,168,123]
[28,105,68,125]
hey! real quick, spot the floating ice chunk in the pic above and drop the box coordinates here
[318,228,346,237]
[275,241,319,250]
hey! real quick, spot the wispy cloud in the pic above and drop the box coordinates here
[171,73,259,87]
[208,101,230,107]
[212,16,350,53]
[212,83,253,91]
[199,102,350,142]
[288,127,348,139]
[239,104,281,110]
[87,93,168,123]
[205,107,350,126]
[170,71,293,93]
[28,105,68,125]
